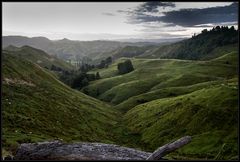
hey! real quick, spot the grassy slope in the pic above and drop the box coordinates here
[124,82,238,160]
[115,51,238,112]
[3,45,75,71]
[84,51,237,107]
[2,43,238,160]
[84,50,238,159]
[115,80,223,112]
[2,52,120,154]
[137,26,238,60]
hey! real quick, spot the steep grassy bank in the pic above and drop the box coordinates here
[2,52,120,155]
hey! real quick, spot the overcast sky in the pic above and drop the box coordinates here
[2,2,238,41]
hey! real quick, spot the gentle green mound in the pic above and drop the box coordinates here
[2,52,120,154]
[84,52,237,108]
[124,82,238,159]
[84,49,238,160]
[115,80,223,112]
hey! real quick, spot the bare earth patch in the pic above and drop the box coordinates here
[3,78,35,87]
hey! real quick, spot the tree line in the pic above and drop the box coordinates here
[50,57,134,91]
[49,64,101,90]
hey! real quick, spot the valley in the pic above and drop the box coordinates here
[2,27,238,160]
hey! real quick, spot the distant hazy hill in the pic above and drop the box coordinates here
[90,27,238,64]
[3,45,74,71]
[138,26,238,60]
[2,36,158,61]
[89,45,159,65]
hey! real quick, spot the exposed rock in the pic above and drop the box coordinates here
[3,78,35,87]
[14,141,152,160]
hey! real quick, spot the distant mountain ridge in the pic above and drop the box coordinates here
[3,27,238,63]
[84,26,238,63]
[3,45,74,71]
[2,35,159,61]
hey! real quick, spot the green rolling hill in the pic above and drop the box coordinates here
[2,51,121,155]
[137,27,238,60]
[84,50,237,107]
[2,27,238,160]
[3,45,75,71]
[83,48,238,159]
[124,82,238,159]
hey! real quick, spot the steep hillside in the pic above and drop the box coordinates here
[2,52,120,154]
[3,45,74,71]
[138,26,238,60]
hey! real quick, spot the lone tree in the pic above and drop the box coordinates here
[96,72,101,79]
[117,59,134,75]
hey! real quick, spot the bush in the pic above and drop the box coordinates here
[117,60,134,74]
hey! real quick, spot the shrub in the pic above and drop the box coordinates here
[117,60,134,74]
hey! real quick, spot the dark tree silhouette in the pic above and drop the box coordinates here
[96,72,101,79]
[117,60,134,74]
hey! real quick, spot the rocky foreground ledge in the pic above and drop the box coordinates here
[14,141,151,160]
[13,136,191,160]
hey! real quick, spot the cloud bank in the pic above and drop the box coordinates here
[129,2,238,27]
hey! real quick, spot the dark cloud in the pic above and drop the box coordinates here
[136,2,175,13]
[130,2,238,27]
[102,12,115,16]
[117,2,175,16]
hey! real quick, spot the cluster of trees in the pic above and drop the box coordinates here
[59,70,101,90]
[200,26,236,35]
[80,63,95,72]
[49,62,101,90]
[97,57,112,69]
[52,57,134,91]
[59,59,134,90]
[171,26,238,60]
[71,72,100,90]
[117,60,134,74]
